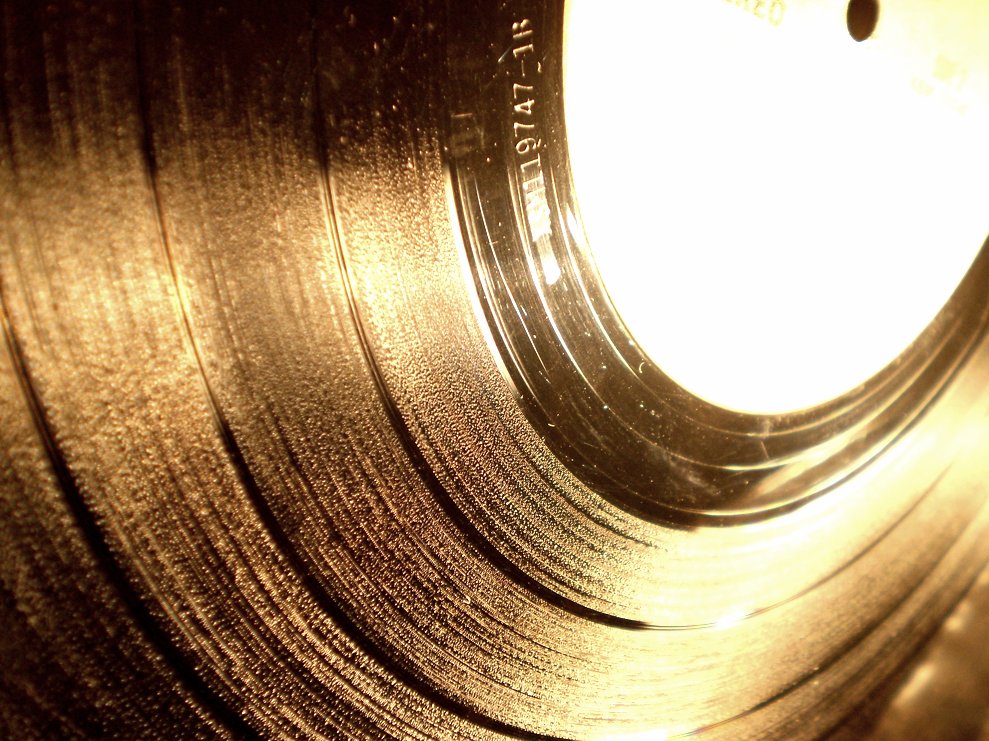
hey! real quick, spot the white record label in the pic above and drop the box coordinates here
[565,0,989,414]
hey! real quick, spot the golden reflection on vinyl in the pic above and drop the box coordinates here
[1,0,988,739]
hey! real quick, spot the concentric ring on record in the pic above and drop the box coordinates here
[0,1,988,739]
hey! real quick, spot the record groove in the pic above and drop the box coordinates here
[2,1,989,739]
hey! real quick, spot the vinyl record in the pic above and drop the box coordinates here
[1,0,988,738]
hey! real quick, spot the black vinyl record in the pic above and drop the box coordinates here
[2,1,989,738]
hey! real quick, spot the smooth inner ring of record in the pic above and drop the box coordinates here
[448,0,989,519]
[564,0,989,415]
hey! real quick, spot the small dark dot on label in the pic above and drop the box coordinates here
[847,0,879,42]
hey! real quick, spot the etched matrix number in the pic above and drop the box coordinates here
[510,18,552,242]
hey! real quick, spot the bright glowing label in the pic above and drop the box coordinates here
[564,0,989,414]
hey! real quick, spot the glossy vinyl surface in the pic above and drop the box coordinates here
[0,1,988,739]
